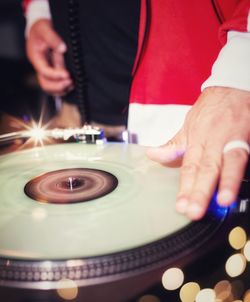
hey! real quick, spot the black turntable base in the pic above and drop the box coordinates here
[0,142,249,302]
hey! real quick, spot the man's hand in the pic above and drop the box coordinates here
[26,19,73,96]
[147,87,250,220]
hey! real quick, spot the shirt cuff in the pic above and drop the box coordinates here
[25,0,51,37]
[201,31,250,92]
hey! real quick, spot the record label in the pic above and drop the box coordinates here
[24,168,118,204]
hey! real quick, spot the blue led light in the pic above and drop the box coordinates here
[208,192,230,218]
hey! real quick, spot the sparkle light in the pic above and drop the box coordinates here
[225,254,246,278]
[228,227,247,250]
[21,103,50,147]
[162,267,184,291]
[56,279,78,300]
[28,126,46,142]
[195,288,216,302]
[24,118,50,147]
[243,241,250,261]
[179,282,200,302]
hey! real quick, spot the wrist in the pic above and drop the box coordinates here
[25,0,51,37]
[202,31,250,93]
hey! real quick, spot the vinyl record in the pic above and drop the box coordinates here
[0,142,230,294]
[0,142,190,260]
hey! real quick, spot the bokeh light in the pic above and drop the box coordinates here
[228,227,247,250]
[195,288,216,302]
[214,280,232,300]
[244,290,250,302]
[243,241,250,261]
[161,267,184,291]
[225,254,246,278]
[179,282,200,302]
[56,279,78,300]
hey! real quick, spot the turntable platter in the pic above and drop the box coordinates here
[0,143,189,260]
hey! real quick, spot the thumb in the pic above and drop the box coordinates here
[42,23,67,53]
[146,128,187,167]
[52,49,67,69]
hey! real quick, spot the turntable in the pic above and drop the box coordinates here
[0,128,249,302]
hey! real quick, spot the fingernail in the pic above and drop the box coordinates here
[187,203,203,220]
[176,198,188,214]
[57,43,67,53]
[147,147,175,163]
[217,189,234,206]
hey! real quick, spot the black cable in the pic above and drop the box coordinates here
[67,0,90,124]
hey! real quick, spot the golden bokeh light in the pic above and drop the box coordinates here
[137,295,161,302]
[161,267,184,291]
[225,254,246,278]
[195,288,216,302]
[214,280,233,300]
[228,227,247,250]
[244,290,250,302]
[243,241,250,261]
[56,279,78,300]
[179,282,200,302]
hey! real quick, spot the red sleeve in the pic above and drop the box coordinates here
[22,0,32,12]
[219,0,250,44]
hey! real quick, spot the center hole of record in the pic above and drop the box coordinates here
[24,168,118,204]
[59,177,85,190]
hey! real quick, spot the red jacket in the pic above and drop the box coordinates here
[128,0,250,145]
[130,0,250,105]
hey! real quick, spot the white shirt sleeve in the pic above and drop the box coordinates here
[25,0,51,36]
[201,30,250,92]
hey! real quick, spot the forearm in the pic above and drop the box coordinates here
[202,31,250,92]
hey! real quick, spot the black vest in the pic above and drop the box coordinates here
[48,0,140,125]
